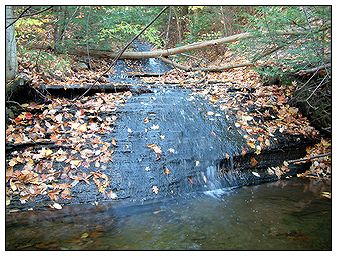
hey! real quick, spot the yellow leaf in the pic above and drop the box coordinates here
[8,159,17,167]
[70,160,81,167]
[10,180,17,191]
[6,197,11,206]
[255,145,262,155]
[321,191,331,199]
[81,232,89,239]
[78,123,87,132]
[45,148,53,157]
[247,140,255,149]
[55,155,67,162]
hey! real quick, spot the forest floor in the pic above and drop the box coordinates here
[5,50,332,210]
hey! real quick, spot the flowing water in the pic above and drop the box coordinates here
[6,178,331,250]
[6,41,331,250]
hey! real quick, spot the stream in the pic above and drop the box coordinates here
[6,40,332,250]
[6,178,331,250]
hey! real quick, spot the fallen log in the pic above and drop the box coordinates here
[66,27,327,60]
[40,83,132,92]
[288,152,331,164]
[296,63,331,75]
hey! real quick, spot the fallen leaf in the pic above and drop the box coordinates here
[143,117,149,124]
[247,140,255,149]
[164,167,170,176]
[6,197,11,206]
[152,185,159,194]
[8,159,17,167]
[151,124,160,130]
[81,232,89,239]
[255,145,262,155]
[53,202,62,210]
[111,138,117,146]
[250,157,258,167]
[55,113,63,123]
[252,171,260,177]
[105,190,118,199]
[25,112,33,119]
[168,148,175,154]
[78,123,87,132]
[321,191,331,199]
[147,144,162,160]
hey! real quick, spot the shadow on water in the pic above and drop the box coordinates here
[6,178,331,250]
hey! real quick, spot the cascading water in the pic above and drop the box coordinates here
[105,39,264,202]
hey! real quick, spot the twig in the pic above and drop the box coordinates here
[305,74,328,102]
[296,63,331,75]
[6,101,24,108]
[75,6,169,100]
[288,152,331,164]
[6,6,32,29]
[6,6,53,20]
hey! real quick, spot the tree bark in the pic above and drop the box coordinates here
[6,6,18,82]
[68,28,321,60]
[70,32,253,59]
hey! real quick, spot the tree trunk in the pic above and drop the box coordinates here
[67,28,316,60]
[6,6,18,82]
[70,32,253,59]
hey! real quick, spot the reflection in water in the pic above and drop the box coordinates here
[6,178,331,250]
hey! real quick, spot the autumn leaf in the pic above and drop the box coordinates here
[25,112,33,120]
[55,113,63,123]
[147,144,162,160]
[252,171,260,177]
[52,202,63,210]
[250,157,258,167]
[8,159,17,167]
[78,123,87,132]
[247,140,255,149]
[111,138,117,146]
[152,185,159,194]
[164,167,170,176]
[255,145,262,155]
[151,124,160,130]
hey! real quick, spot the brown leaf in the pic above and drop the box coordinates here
[164,167,170,176]
[250,157,258,167]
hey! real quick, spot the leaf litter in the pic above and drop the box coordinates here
[6,91,132,205]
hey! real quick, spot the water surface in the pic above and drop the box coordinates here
[6,178,331,250]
